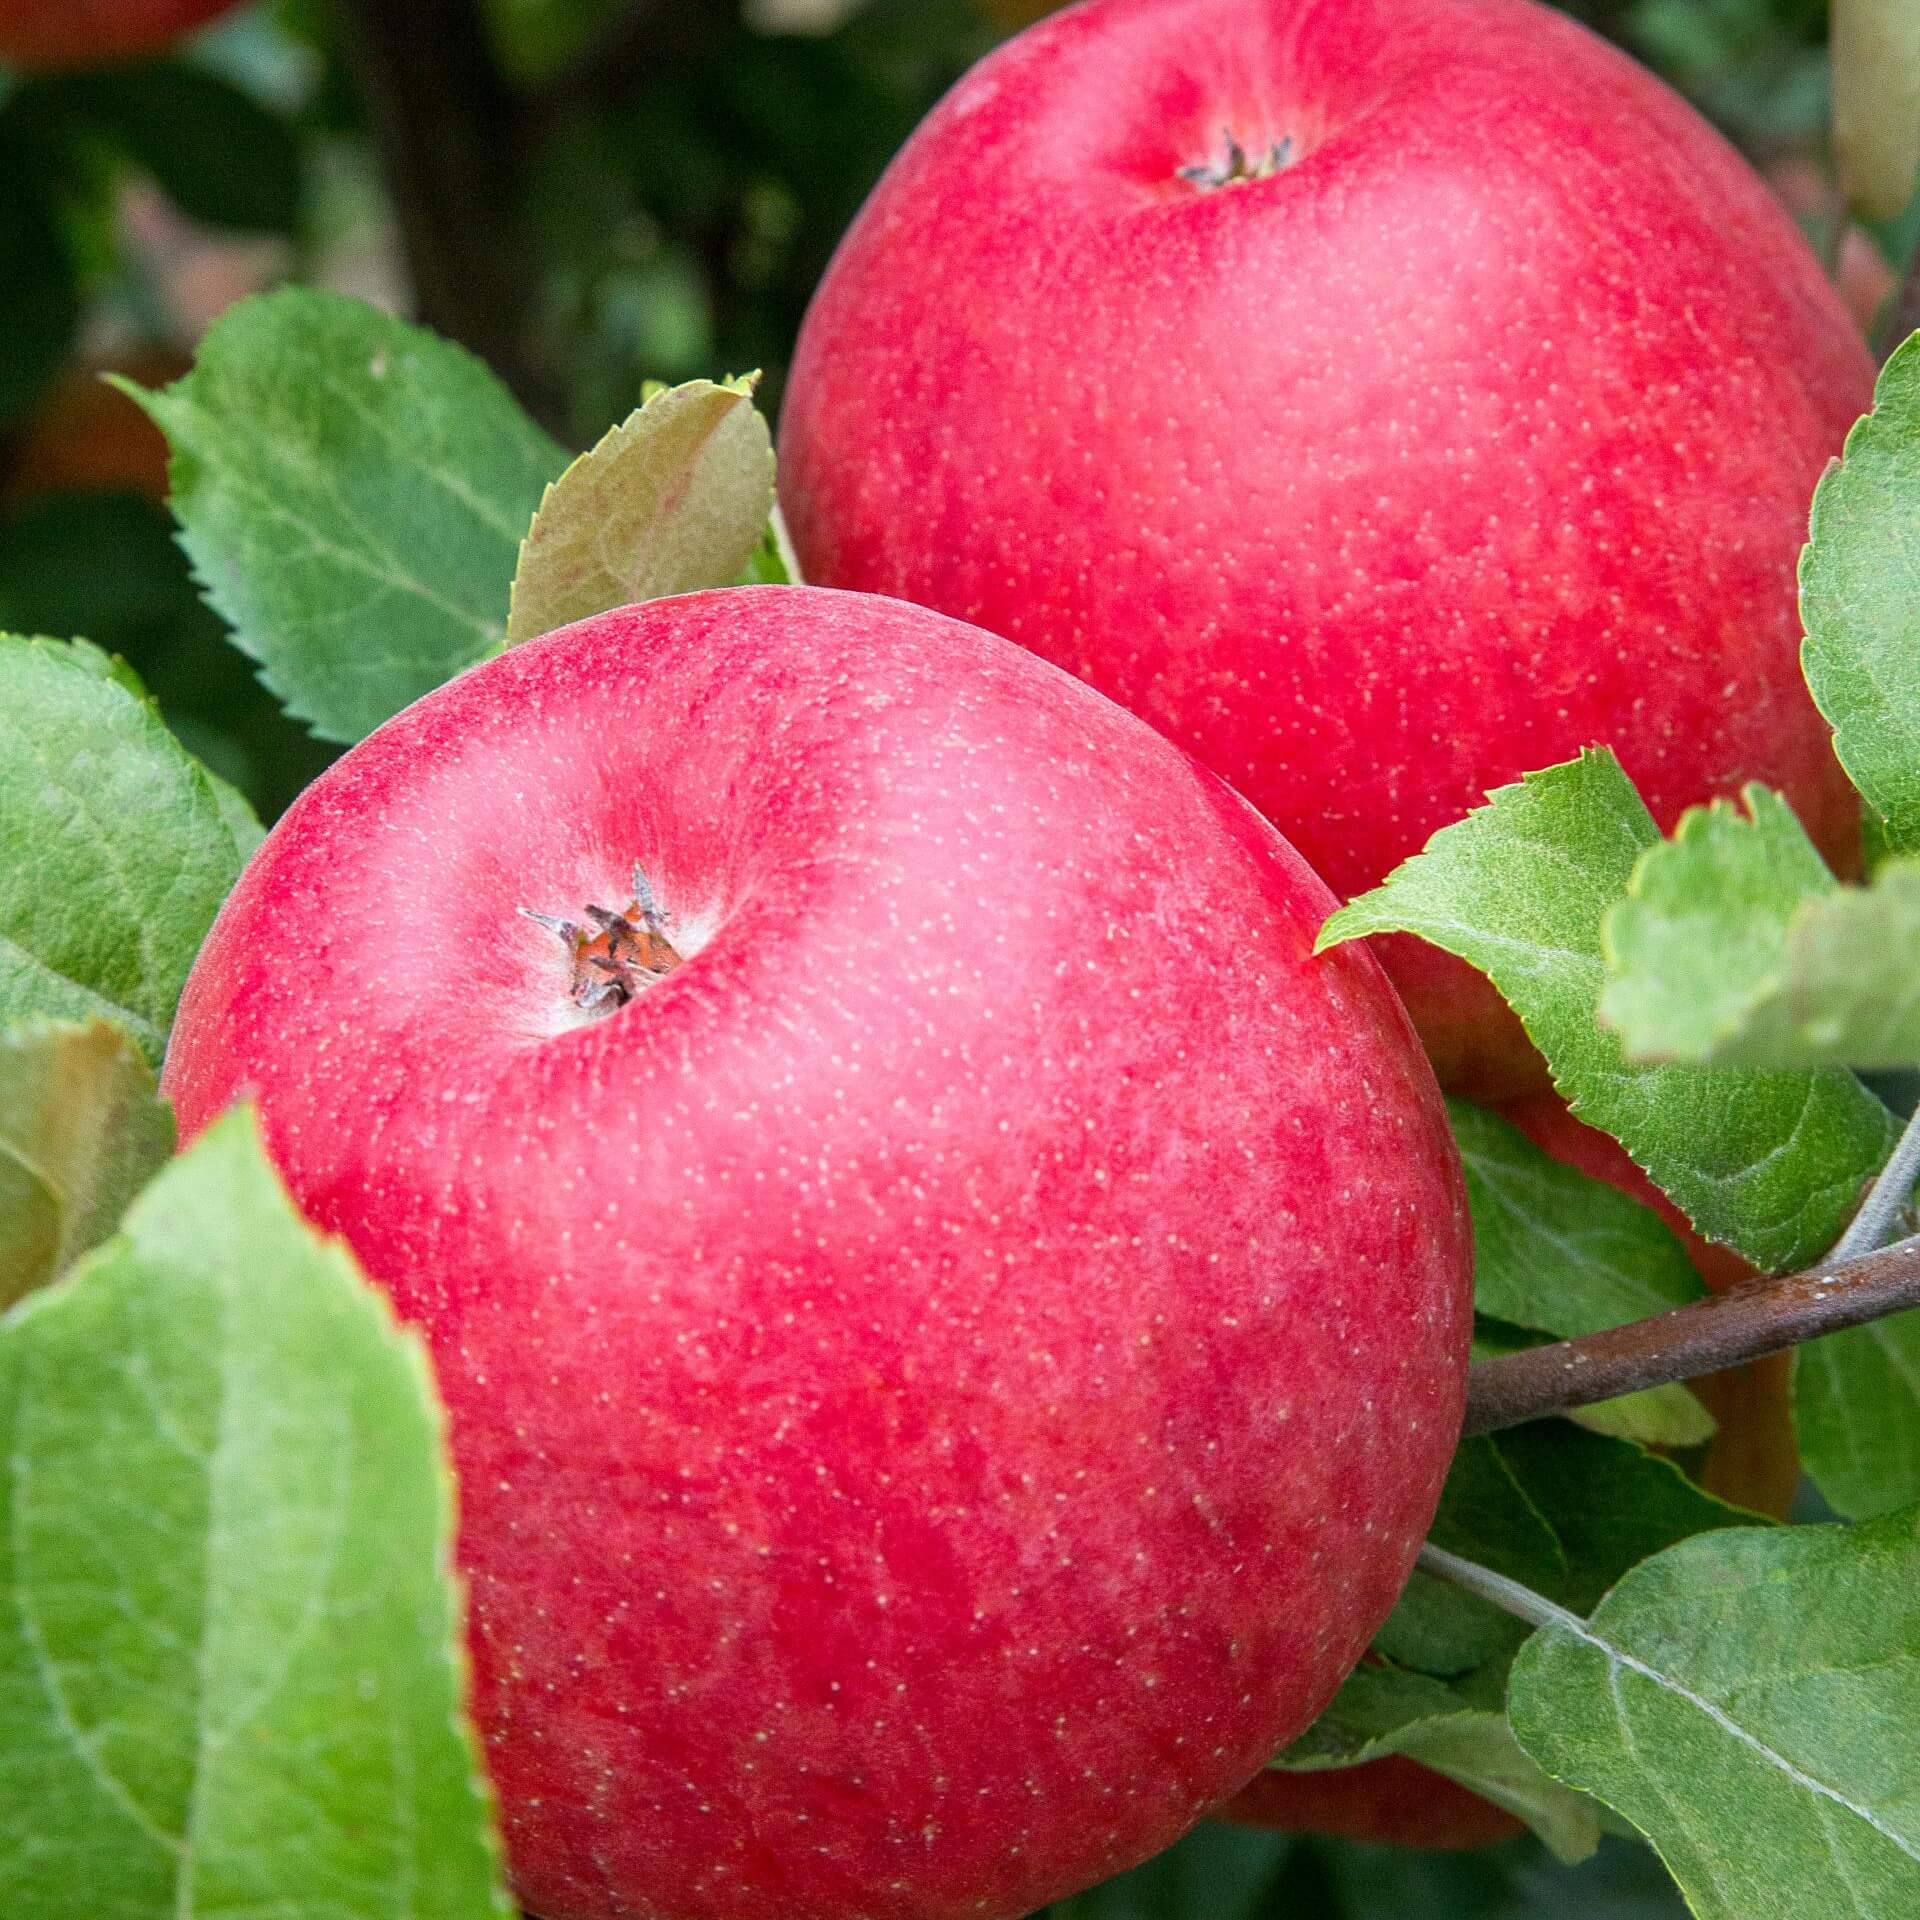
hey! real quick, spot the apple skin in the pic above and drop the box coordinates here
[1217,1755,1522,1851]
[1214,1084,1798,1861]
[162,587,1472,1920]
[777,0,1873,1097]
[0,0,244,66]
[1499,1092,1798,1520]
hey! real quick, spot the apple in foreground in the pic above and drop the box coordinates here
[0,0,244,66]
[163,587,1472,1920]
[778,0,1873,1097]
[1214,1084,1796,1857]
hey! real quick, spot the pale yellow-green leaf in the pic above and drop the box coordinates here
[1569,1382,1716,1450]
[507,376,776,645]
[1833,0,1920,221]
[0,1019,173,1312]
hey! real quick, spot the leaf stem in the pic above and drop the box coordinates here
[1831,1102,1920,1262]
[1415,1544,1583,1633]
[1464,1232,1920,1435]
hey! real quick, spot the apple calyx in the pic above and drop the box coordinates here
[1177,129,1295,191]
[521,862,682,1016]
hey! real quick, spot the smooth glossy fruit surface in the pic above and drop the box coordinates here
[1220,1088,1792,1856]
[0,0,243,67]
[164,586,1472,1920]
[780,0,1873,1094]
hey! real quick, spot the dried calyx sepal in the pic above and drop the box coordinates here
[523,862,682,1015]
[1178,129,1295,190]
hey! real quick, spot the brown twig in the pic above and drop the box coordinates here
[1464,1235,1920,1436]
[329,0,561,427]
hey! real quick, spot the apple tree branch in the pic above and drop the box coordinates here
[1464,1233,1920,1435]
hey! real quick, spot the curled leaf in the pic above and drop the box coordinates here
[507,376,777,645]
[0,1017,172,1311]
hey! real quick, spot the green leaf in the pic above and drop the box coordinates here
[1803,335,1920,850]
[1598,790,1920,1071]
[507,374,776,644]
[1427,1433,1569,1596]
[1301,1426,1754,1863]
[1280,1664,1602,1864]
[1598,787,1837,1060]
[129,289,569,744]
[738,503,802,586]
[1622,849,1920,1072]
[1832,0,1920,220]
[1485,1423,1762,1613]
[1796,1317,1920,1521]
[1589,785,1920,1514]
[1383,1425,1755,1681]
[1451,1098,1705,1334]
[1586,792,1920,1514]
[1509,1508,1920,1918]
[1374,1563,1529,1679]
[0,1109,514,1916]
[0,635,259,1066]
[0,1018,172,1312]
[1321,751,1897,1271]
[21,63,302,234]
[1565,1381,1715,1451]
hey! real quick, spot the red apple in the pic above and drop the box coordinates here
[0,0,245,67]
[163,587,1472,1920]
[1225,1085,1798,1861]
[778,0,1873,1097]
[1218,1754,1522,1851]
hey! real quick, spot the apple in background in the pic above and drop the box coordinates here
[779,0,1873,1098]
[1218,1754,1522,1851]
[0,0,245,67]
[2,348,188,510]
[163,587,1472,1920]
[1499,1092,1798,1520]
